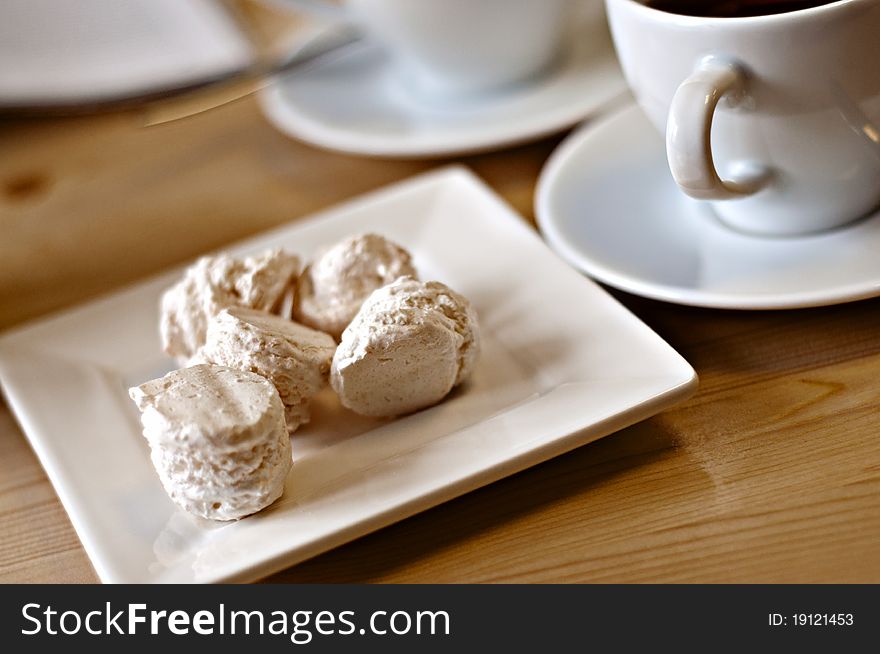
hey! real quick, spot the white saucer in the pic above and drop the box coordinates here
[259,2,627,158]
[0,0,253,110]
[536,102,880,310]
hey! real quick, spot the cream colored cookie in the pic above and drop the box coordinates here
[160,249,300,364]
[293,233,417,339]
[129,364,291,521]
[198,307,337,433]
[331,277,480,417]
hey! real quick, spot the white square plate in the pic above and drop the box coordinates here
[0,167,696,583]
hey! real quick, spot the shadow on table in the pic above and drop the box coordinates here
[613,292,880,381]
[263,414,703,583]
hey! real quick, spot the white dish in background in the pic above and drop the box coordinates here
[259,1,627,158]
[0,167,696,583]
[0,0,252,109]
[536,102,880,310]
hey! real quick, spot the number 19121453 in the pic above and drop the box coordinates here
[769,613,854,627]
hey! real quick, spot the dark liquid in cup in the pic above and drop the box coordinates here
[643,0,835,17]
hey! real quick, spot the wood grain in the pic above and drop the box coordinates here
[1,92,878,584]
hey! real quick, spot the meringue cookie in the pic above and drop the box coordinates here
[160,249,300,364]
[198,307,337,433]
[129,364,291,521]
[331,277,480,417]
[293,234,417,339]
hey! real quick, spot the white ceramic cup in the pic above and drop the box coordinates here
[605,0,880,235]
[281,0,572,101]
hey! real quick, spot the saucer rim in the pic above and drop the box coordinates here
[535,101,880,311]
[258,21,629,159]
[260,82,629,159]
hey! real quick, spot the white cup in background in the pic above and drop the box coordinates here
[280,0,573,101]
[606,0,880,235]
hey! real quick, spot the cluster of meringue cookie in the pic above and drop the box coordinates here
[130,234,480,521]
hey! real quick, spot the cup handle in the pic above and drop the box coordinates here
[666,57,770,200]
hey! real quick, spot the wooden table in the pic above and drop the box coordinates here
[2,89,879,583]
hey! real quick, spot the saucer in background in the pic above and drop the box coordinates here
[536,101,880,310]
[259,1,627,158]
[0,0,252,110]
